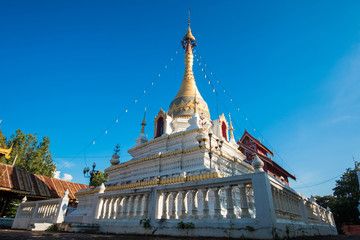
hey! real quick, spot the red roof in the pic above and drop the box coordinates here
[238,130,296,180]
[239,129,274,156]
[0,163,88,200]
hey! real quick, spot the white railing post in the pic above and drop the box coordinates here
[200,188,209,219]
[142,193,149,219]
[148,189,159,222]
[31,202,40,220]
[14,197,27,220]
[136,195,143,218]
[91,183,106,222]
[54,189,70,223]
[190,189,198,219]
[179,191,187,219]
[169,192,177,219]
[225,186,235,219]
[161,192,169,219]
[300,198,309,224]
[251,172,276,227]
[239,184,251,218]
[213,187,222,219]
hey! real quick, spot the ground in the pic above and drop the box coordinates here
[0,230,359,240]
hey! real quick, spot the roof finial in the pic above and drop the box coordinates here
[181,10,196,49]
[188,9,191,27]
[140,107,147,134]
[229,113,235,142]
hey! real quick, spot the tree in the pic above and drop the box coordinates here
[316,164,360,233]
[0,129,56,177]
[89,171,108,187]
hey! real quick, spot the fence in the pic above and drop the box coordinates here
[12,190,69,231]
[66,170,337,239]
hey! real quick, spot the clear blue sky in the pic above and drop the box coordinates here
[1,1,360,197]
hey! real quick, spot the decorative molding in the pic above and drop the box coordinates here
[169,100,210,117]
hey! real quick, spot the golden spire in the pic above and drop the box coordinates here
[140,107,146,134]
[168,13,210,119]
[229,113,235,141]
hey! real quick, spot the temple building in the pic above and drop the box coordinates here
[13,17,337,239]
[104,23,255,188]
[238,130,296,186]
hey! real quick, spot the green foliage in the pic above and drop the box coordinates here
[139,218,151,229]
[316,163,360,232]
[89,171,109,187]
[177,221,195,230]
[46,224,57,232]
[0,129,56,177]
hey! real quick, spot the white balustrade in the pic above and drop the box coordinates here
[60,172,337,239]
[12,189,70,230]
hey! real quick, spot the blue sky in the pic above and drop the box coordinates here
[1,1,360,197]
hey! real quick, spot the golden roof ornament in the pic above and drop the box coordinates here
[168,11,210,120]
[229,113,235,142]
[140,107,147,134]
[181,9,197,49]
[0,144,13,160]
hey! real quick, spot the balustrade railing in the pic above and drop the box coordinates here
[155,181,254,220]
[18,202,36,218]
[95,191,150,220]
[69,171,337,238]
[12,190,70,230]
[270,179,334,225]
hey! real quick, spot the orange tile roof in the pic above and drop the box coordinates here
[0,163,88,200]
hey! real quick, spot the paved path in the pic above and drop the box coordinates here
[0,229,359,240]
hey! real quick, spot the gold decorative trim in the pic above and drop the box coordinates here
[106,143,201,173]
[127,128,199,154]
[168,100,210,118]
[80,172,223,195]
[75,188,99,197]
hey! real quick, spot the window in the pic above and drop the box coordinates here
[221,121,227,140]
[155,117,164,138]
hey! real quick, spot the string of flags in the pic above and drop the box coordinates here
[193,48,288,167]
[81,46,181,167]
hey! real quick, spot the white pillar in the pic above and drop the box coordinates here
[179,191,187,219]
[96,197,104,219]
[169,192,177,219]
[54,189,70,223]
[136,195,143,218]
[251,172,276,228]
[128,196,135,219]
[142,194,149,219]
[200,188,209,219]
[116,197,123,219]
[161,192,169,219]
[225,186,235,219]
[213,187,222,219]
[106,198,114,219]
[239,184,251,218]
[121,196,128,218]
[190,190,198,219]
